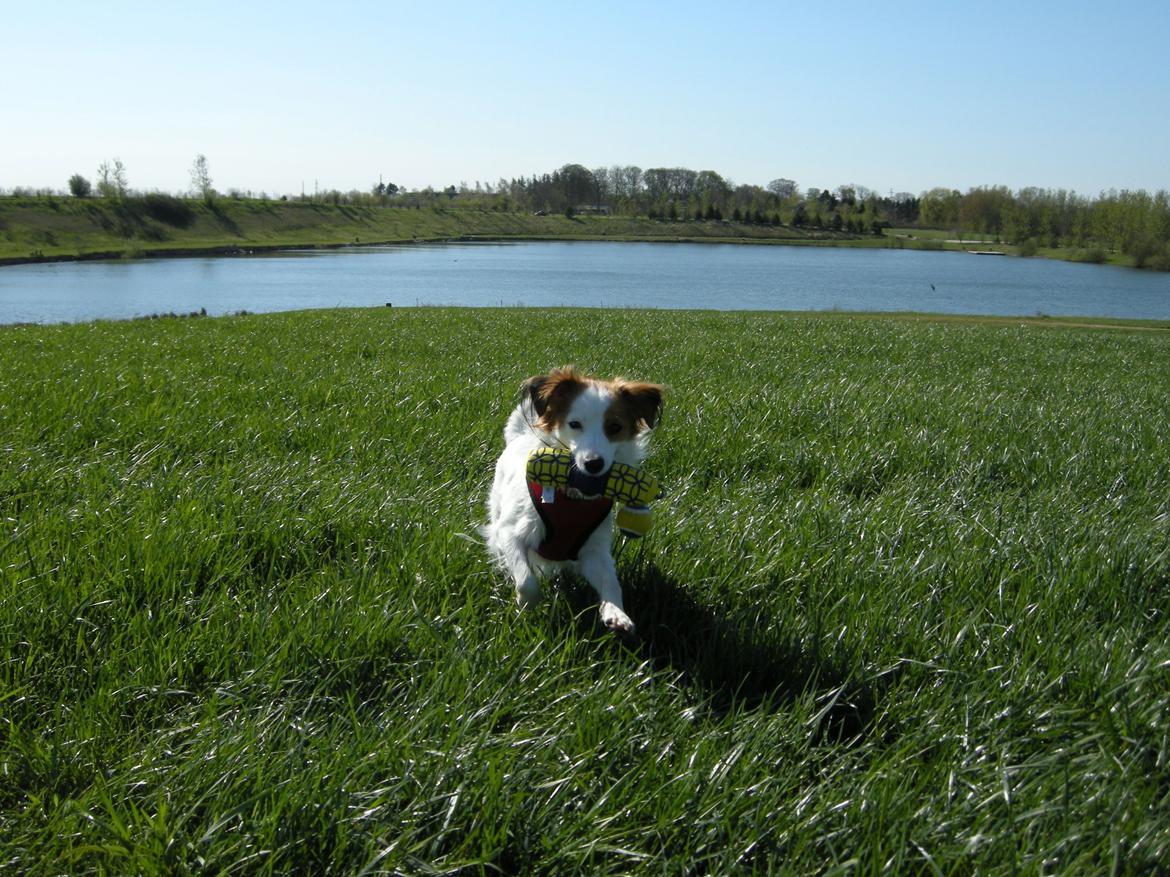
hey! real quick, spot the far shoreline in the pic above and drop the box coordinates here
[2,197,1156,272]
[0,232,1129,272]
[0,232,896,269]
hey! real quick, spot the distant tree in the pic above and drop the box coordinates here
[767,178,798,199]
[643,169,671,202]
[610,165,643,200]
[835,185,857,208]
[960,185,1011,237]
[96,161,112,197]
[558,163,595,209]
[68,174,92,198]
[96,158,128,200]
[920,187,962,230]
[695,171,730,207]
[591,166,610,208]
[190,154,214,203]
[112,159,128,197]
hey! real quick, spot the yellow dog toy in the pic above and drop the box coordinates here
[526,447,661,539]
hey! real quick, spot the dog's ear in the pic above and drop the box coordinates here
[523,366,585,424]
[618,381,664,432]
[522,374,552,417]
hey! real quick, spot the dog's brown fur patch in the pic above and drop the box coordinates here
[524,366,588,429]
[605,380,664,436]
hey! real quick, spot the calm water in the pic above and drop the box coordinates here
[1,241,1168,324]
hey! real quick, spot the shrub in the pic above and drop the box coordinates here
[1147,243,1170,272]
[1018,238,1039,257]
[68,174,92,198]
[1129,237,1160,269]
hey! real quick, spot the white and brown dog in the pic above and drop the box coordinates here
[483,367,664,635]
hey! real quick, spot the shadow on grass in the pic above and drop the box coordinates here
[560,562,878,741]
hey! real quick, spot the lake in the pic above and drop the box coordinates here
[1,241,1168,324]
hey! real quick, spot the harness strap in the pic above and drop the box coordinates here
[527,480,613,561]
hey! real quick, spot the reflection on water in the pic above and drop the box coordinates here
[1,241,1168,324]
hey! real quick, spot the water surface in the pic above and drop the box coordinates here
[1,242,1167,324]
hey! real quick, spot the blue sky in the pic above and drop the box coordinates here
[5,1,1169,198]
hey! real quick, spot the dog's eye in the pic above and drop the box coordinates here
[605,421,623,437]
[568,420,582,430]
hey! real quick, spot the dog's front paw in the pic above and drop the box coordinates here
[515,576,541,608]
[599,602,636,638]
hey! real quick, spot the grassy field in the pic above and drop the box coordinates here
[0,198,864,264]
[2,308,1168,874]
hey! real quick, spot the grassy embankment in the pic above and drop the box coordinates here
[2,307,1168,874]
[0,197,871,264]
[2,198,1145,267]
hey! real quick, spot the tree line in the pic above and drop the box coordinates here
[363,165,1170,267]
[431,166,1170,266]
[5,158,1170,268]
[918,185,1170,266]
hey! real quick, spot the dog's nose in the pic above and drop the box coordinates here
[583,456,605,474]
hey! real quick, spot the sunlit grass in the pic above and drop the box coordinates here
[2,308,1168,874]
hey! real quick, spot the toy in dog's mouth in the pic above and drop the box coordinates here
[526,447,661,539]
[527,447,660,502]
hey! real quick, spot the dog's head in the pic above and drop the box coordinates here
[523,366,664,475]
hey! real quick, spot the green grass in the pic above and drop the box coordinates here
[2,308,1168,874]
[0,198,858,263]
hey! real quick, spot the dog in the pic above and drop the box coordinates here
[483,367,664,635]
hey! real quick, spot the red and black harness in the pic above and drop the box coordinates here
[526,480,613,561]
